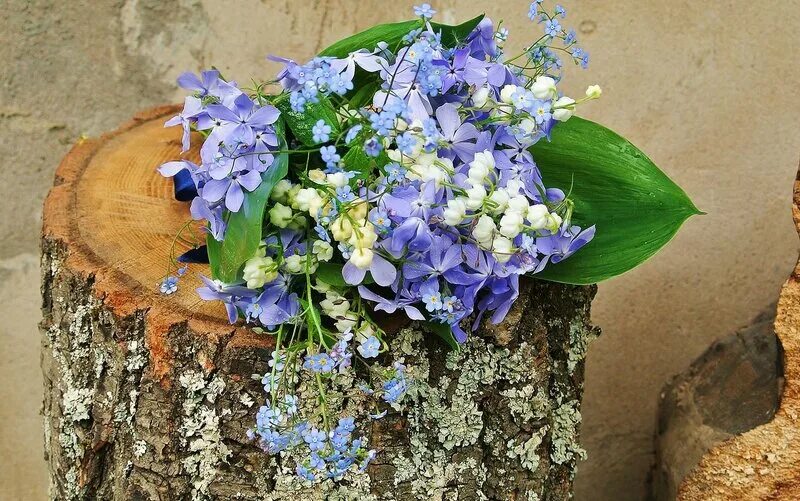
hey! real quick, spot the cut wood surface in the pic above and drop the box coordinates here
[678,165,800,500]
[41,106,599,500]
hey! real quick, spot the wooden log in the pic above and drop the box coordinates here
[676,164,800,500]
[40,105,598,500]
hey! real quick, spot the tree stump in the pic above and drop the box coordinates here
[41,105,599,500]
[675,164,800,500]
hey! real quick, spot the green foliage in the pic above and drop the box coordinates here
[207,121,290,282]
[531,117,701,285]
[275,95,340,147]
[424,321,461,351]
[318,15,484,58]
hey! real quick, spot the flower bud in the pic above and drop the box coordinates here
[350,248,374,269]
[499,212,524,238]
[283,254,305,274]
[492,236,513,263]
[270,179,293,204]
[499,84,519,104]
[269,203,293,228]
[531,76,557,99]
[488,189,510,215]
[242,255,278,289]
[465,185,487,210]
[349,222,378,249]
[308,169,327,183]
[472,215,496,245]
[312,240,334,262]
[292,187,320,212]
[330,217,353,242]
[471,86,491,108]
[585,84,602,99]
[545,213,563,233]
[326,172,349,188]
[552,96,576,122]
[443,198,467,226]
[526,204,550,230]
[347,198,368,221]
[506,195,530,215]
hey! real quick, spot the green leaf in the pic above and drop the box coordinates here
[207,121,290,282]
[315,262,349,288]
[530,117,701,285]
[341,141,389,180]
[275,95,339,147]
[431,15,485,48]
[423,321,461,352]
[318,14,484,58]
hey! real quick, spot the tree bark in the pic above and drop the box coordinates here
[41,106,598,500]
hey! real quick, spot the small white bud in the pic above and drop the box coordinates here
[443,198,468,226]
[531,76,557,99]
[526,204,550,230]
[349,248,374,269]
[326,172,349,188]
[552,96,576,122]
[270,179,293,204]
[312,240,334,262]
[499,212,524,238]
[492,236,514,263]
[268,203,293,228]
[488,189,510,215]
[242,255,278,289]
[585,84,602,99]
[499,84,519,105]
[472,215,497,245]
[283,254,305,274]
[471,86,491,108]
[464,185,487,210]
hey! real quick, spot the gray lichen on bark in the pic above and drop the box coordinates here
[41,235,598,500]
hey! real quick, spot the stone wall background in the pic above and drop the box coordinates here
[1,1,798,499]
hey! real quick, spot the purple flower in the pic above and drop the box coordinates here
[196,275,256,323]
[201,169,263,212]
[435,103,479,163]
[176,70,240,101]
[357,286,426,320]
[403,236,463,280]
[164,96,203,152]
[206,93,280,147]
[342,253,397,287]
[190,197,226,241]
[385,217,432,257]
[536,225,596,266]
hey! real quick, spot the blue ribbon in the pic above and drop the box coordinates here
[173,168,198,201]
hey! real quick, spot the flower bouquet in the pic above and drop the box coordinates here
[157,1,698,484]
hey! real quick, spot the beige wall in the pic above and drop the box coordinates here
[1,1,798,499]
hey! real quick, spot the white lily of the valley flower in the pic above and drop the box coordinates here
[472,215,496,245]
[471,86,491,108]
[499,212,525,238]
[326,171,349,188]
[284,254,305,274]
[526,204,550,230]
[312,240,334,261]
[499,84,519,104]
[552,96,576,122]
[465,185,487,210]
[242,255,278,289]
[269,203,293,228]
[270,179,292,203]
[586,84,602,99]
[488,189,510,215]
[349,248,374,269]
[443,198,467,226]
[492,235,514,263]
[531,76,557,99]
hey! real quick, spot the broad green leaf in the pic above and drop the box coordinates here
[423,321,460,351]
[207,120,289,282]
[315,262,349,288]
[275,95,339,147]
[315,262,374,286]
[530,117,701,285]
[318,14,484,58]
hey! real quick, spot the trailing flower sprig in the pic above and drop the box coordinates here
[157,1,599,483]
